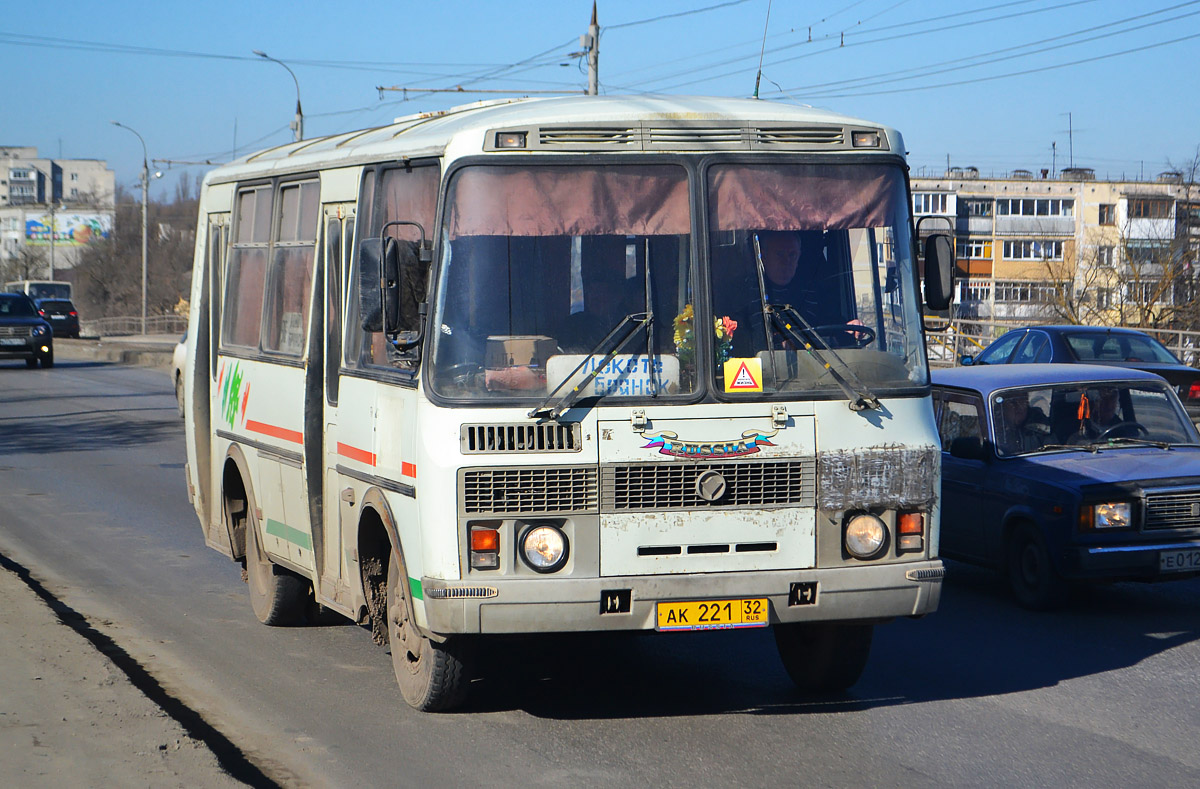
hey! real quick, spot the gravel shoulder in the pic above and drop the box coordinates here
[0,556,245,788]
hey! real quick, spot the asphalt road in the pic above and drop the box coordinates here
[1,358,1199,788]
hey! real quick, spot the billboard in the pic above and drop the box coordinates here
[25,212,113,246]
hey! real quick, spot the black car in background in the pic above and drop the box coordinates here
[35,298,80,338]
[962,325,1200,423]
[0,293,54,368]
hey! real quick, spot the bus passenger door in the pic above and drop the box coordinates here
[317,203,356,607]
[199,212,230,552]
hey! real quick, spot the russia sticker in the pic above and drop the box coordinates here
[724,358,763,392]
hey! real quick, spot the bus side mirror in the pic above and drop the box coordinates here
[923,234,954,311]
[358,237,400,333]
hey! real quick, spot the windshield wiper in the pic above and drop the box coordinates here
[751,234,880,412]
[531,240,658,422]
[1031,443,1095,454]
[527,312,651,421]
[1101,436,1173,449]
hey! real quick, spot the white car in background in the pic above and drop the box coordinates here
[172,331,187,418]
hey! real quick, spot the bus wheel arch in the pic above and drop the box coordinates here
[356,490,471,711]
[222,447,308,625]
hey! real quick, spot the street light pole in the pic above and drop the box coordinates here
[253,50,303,141]
[111,121,149,335]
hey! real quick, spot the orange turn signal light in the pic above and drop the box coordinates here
[471,528,499,552]
[898,512,924,535]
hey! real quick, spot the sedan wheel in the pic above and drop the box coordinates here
[1007,523,1067,610]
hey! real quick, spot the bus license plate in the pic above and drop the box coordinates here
[1160,548,1200,572]
[656,598,769,631]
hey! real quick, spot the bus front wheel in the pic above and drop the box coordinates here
[773,621,874,694]
[244,516,308,626]
[387,554,470,711]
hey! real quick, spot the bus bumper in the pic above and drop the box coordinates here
[418,560,943,635]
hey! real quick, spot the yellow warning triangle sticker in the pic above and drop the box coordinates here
[724,358,763,392]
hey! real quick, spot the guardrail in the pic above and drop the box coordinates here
[79,315,188,337]
[927,319,1200,368]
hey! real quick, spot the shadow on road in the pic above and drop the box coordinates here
[456,563,1200,720]
[0,405,179,455]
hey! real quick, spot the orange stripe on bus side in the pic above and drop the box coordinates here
[245,420,304,444]
[337,442,377,466]
[402,462,417,478]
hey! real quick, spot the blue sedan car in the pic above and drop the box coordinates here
[932,364,1200,608]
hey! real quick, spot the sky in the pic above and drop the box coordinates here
[4,0,1199,202]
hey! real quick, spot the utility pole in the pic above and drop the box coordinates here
[254,50,303,141]
[1052,141,1057,178]
[584,2,599,96]
[112,121,150,335]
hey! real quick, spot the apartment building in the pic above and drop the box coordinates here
[0,146,116,276]
[912,167,1199,327]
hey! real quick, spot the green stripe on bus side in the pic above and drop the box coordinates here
[265,519,313,551]
[409,577,423,601]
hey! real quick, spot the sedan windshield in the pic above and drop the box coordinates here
[991,381,1197,457]
[430,163,694,402]
[706,163,926,397]
[0,295,36,318]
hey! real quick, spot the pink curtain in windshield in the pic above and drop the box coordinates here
[448,166,690,238]
[708,164,900,231]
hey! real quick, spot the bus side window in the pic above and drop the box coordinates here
[223,186,272,349]
[355,165,438,369]
[263,180,320,356]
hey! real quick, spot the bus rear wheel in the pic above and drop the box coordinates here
[386,554,469,711]
[244,515,308,626]
[773,621,874,694]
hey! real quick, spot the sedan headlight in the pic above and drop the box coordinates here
[1081,501,1133,530]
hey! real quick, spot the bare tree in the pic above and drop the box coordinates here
[0,246,49,283]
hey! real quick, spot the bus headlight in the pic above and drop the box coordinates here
[520,523,568,573]
[845,513,887,559]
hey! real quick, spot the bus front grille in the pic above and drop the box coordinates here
[461,466,598,515]
[602,459,816,512]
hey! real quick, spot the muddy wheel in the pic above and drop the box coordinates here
[244,513,308,626]
[1007,523,1067,610]
[774,621,874,694]
[387,552,469,711]
[40,350,53,368]
[175,373,184,418]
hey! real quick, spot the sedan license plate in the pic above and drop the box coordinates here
[656,598,768,631]
[1160,548,1200,572]
[0,337,24,346]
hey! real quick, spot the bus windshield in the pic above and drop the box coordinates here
[430,163,695,401]
[707,162,926,396]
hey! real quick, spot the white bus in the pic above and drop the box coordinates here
[5,279,72,301]
[183,96,954,711]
